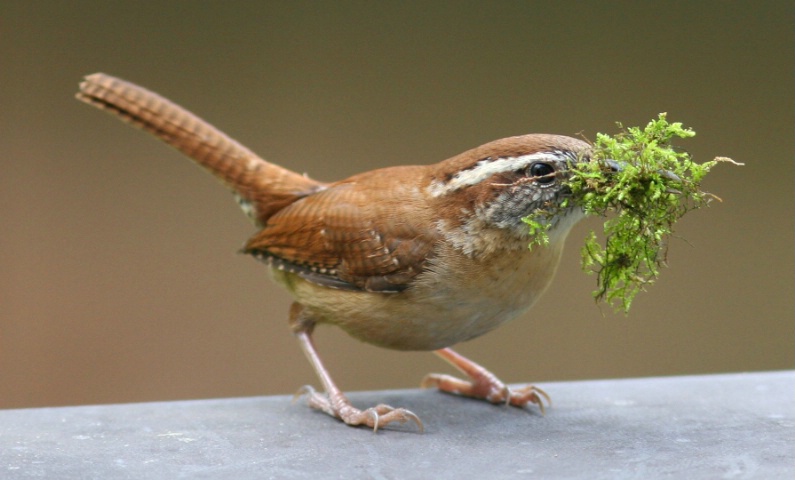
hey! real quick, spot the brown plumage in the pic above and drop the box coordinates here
[76,73,323,226]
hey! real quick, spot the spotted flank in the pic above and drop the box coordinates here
[249,249,407,292]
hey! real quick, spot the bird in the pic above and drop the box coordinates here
[77,73,594,432]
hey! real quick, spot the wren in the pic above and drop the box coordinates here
[77,73,593,432]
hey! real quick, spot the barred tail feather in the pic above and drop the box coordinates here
[76,73,325,225]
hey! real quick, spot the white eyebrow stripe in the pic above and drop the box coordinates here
[428,152,562,198]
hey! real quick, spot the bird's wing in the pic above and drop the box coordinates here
[243,167,439,292]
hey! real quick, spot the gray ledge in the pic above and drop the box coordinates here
[1,371,792,479]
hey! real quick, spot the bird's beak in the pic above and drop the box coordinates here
[605,159,624,173]
[605,159,681,183]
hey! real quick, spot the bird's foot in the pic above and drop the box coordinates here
[421,373,550,413]
[294,385,424,432]
[422,348,550,413]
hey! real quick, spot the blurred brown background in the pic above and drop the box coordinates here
[1,1,792,410]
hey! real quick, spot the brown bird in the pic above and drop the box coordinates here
[77,73,594,432]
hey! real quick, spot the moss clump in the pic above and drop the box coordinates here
[526,113,741,313]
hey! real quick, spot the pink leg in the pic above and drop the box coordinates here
[291,304,423,432]
[421,347,550,413]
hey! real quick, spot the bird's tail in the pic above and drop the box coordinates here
[76,73,324,226]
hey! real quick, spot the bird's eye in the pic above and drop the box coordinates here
[529,162,556,184]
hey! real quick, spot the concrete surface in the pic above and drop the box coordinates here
[1,371,792,479]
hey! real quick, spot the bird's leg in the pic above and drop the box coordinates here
[421,347,550,413]
[290,303,423,432]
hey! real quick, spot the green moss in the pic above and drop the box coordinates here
[526,113,741,313]
[521,216,551,249]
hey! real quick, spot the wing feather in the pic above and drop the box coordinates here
[243,167,438,292]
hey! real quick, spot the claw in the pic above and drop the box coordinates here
[292,325,423,432]
[292,384,313,403]
[369,410,381,433]
[293,384,424,432]
[425,348,551,415]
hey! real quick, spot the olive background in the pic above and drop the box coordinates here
[2,1,792,409]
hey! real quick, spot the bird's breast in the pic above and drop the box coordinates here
[273,237,566,351]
